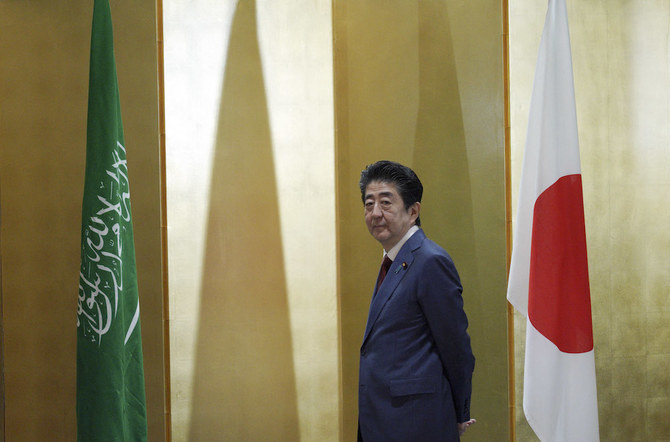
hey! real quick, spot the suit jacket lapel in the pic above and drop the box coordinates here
[361,230,425,347]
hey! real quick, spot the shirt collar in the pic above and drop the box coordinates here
[384,225,420,261]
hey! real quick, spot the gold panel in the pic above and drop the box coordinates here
[186,1,299,439]
[334,0,508,440]
[164,0,338,439]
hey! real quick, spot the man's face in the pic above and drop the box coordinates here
[364,180,420,251]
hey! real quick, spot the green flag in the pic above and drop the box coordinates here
[77,0,148,440]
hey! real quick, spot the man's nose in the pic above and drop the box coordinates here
[371,202,383,217]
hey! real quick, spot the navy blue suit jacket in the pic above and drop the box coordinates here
[358,229,475,441]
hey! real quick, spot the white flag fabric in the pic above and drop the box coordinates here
[507,0,599,440]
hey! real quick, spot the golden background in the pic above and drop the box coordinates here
[1,0,668,440]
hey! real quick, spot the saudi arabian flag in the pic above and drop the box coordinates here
[76,0,148,440]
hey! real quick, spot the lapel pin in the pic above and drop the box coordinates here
[394,262,407,273]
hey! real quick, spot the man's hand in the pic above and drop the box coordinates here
[458,419,476,436]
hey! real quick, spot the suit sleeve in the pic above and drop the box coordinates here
[417,253,475,423]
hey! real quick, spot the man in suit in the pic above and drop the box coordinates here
[357,161,476,441]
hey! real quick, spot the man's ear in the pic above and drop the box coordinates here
[409,202,421,224]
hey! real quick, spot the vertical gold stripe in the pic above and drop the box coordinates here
[155,0,171,439]
[332,1,347,440]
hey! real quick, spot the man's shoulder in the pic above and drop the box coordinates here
[412,231,448,254]
[401,229,454,259]
[413,234,456,264]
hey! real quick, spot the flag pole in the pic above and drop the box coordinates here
[502,0,516,440]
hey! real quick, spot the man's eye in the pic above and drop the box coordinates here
[381,200,391,206]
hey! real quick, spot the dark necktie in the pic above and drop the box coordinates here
[375,256,393,294]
